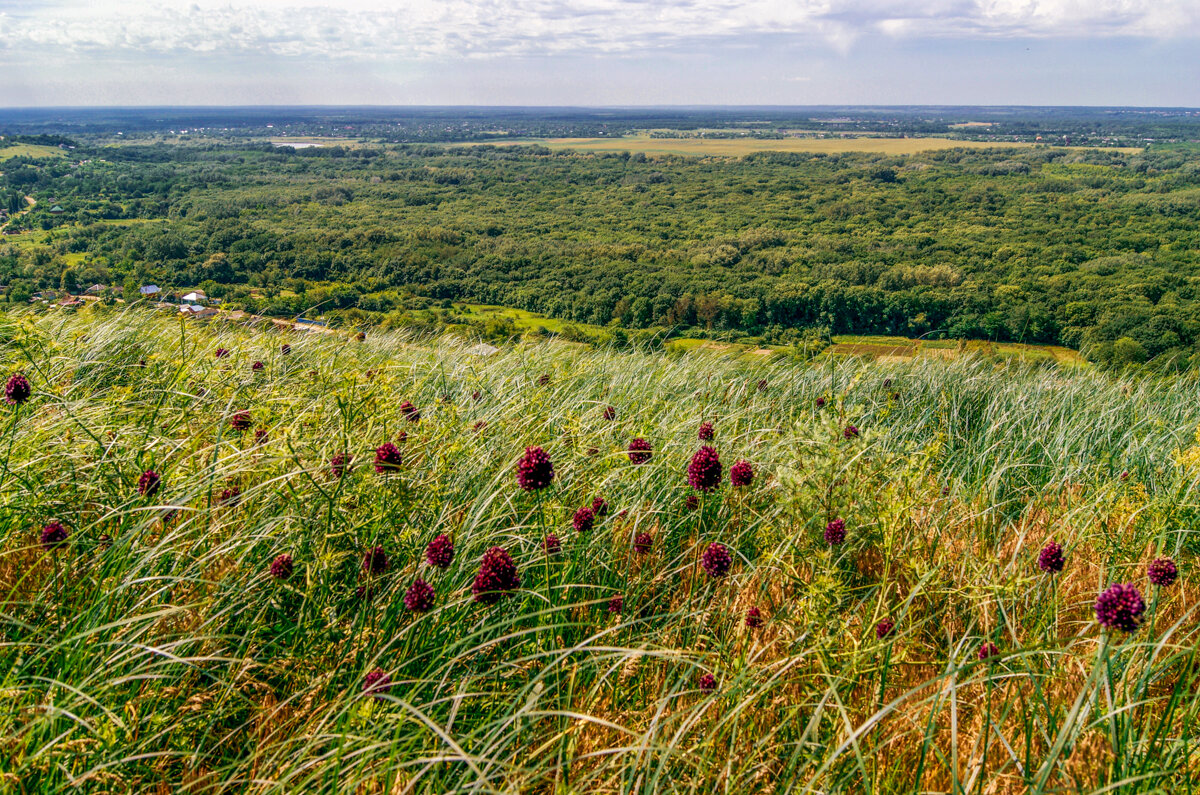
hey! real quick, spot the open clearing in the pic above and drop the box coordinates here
[0,144,66,161]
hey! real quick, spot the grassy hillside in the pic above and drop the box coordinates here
[2,307,1199,792]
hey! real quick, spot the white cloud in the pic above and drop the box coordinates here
[0,0,1196,62]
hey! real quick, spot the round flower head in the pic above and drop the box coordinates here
[633,531,652,555]
[1120,470,1131,482]
[516,446,555,491]
[746,607,764,628]
[215,348,229,359]
[404,578,436,612]
[425,534,454,569]
[603,405,617,421]
[628,438,653,465]
[730,460,754,488]
[698,673,718,692]
[978,642,999,661]
[1148,558,1178,588]
[1095,583,1145,632]
[537,373,551,386]
[254,429,269,446]
[815,397,826,409]
[572,506,595,533]
[400,400,420,423]
[1038,542,1065,574]
[843,425,860,439]
[395,430,408,444]
[472,546,521,603]
[362,545,389,576]
[137,470,161,498]
[363,668,392,699]
[219,487,241,506]
[882,378,892,389]
[374,442,402,473]
[281,343,291,355]
[473,420,488,432]
[5,373,31,406]
[757,379,768,392]
[685,494,700,511]
[701,542,733,578]
[698,421,715,441]
[229,411,252,432]
[251,361,264,371]
[472,390,482,402]
[330,453,351,478]
[608,595,623,614]
[270,553,293,580]
[824,519,847,546]
[876,618,895,639]
[40,522,68,551]
[591,496,609,517]
[687,446,722,492]
[542,534,562,556]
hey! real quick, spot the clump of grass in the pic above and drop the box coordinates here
[1,306,1198,792]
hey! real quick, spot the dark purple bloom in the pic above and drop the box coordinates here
[363,668,392,699]
[281,343,291,355]
[815,397,826,409]
[219,487,241,505]
[330,453,350,478]
[425,534,454,569]
[876,618,895,639]
[40,522,68,551]
[395,430,408,444]
[472,390,482,401]
[633,531,652,554]
[270,553,293,580]
[362,545,389,576]
[472,546,521,603]
[251,361,264,371]
[586,447,600,457]
[374,442,402,473]
[400,400,420,423]
[355,584,376,601]
[843,425,860,439]
[404,578,436,612]
[473,420,488,432]
[516,446,555,491]
[685,494,700,511]
[824,519,846,546]
[229,411,252,432]
[1148,558,1178,588]
[537,373,551,386]
[137,470,161,497]
[603,405,617,421]
[608,595,623,614]
[628,438,653,465]
[1120,470,1130,481]
[978,642,999,661]
[5,373,31,406]
[1095,583,1145,632]
[746,607,763,628]
[730,460,754,488]
[1038,542,1065,574]
[687,446,722,492]
[591,496,609,517]
[542,534,562,556]
[698,421,714,441]
[701,542,732,578]
[215,348,229,359]
[572,506,595,533]
[756,379,768,391]
[254,429,269,446]
[698,673,717,692]
[882,378,892,388]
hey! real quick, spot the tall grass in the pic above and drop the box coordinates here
[2,306,1198,793]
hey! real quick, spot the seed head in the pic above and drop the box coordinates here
[627,438,653,465]
[270,553,293,580]
[730,460,754,488]
[1095,583,1145,632]
[137,470,161,497]
[701,542,732,578]
[5,373,31,406]
[425,534,455,569]
[572,506,595,533]
[1148,558,1178,587]
[1038,542,1065,574]
[472,546,521,603]
[516,446,554,491]
[687,446,722,492]
[374,442,402,473]
[40,522,68,550]
[362,545,389,576]
[404,578,436,612]
[824,518,847,546]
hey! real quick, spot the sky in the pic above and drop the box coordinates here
[0,0,1198,107]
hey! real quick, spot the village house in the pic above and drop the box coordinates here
[139,285,160,297]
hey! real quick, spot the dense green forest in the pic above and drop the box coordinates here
[4,138,1200,368]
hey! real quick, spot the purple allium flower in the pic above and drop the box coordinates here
[215,348,229,359]
[824,518,847,546]
[137,470,161,497]
[978,642,999,661]
[876,618,895,639]
[843,425,860,439]
[591,496,609,517]
[270,553,293,580]
[40,522,68,550]
[473,420,488,432]
[730,460,754,488]
[633,531,652,555]
[542,534,562,556]
[701,542,733,578]
[628,438,653,465]
[330,453,350,478]
[537,373,551,386]
[687,446,722,492]
[395,430,408,444]
[586,446,600,457]
[254,429,269,446]
[219,487,241,505]
[685,494,700,511]
[756,379,768,392]
[281,344,291,355]
[573,506,595,533]
[355,584,376,601]
[472,390,482,402]
[1038,542,1065,574]
[516,446,555,491]
[746,607,763,628]
[1148,558,1178,588]
[362,545,389,576]
[404,578,436,612]
[472,546,521,603]
[400,400,420,423]
[890,392,900,401]
[1095,583,1145,632]
[251,361,264,371]
[229,411,251,432]
[883,378,892,388]
[608,595,623,614]
[363,668,392,699]
[815,397,826,409]
[374,442,402,473]
[1120,470,1130,481]
[603,405,617,421]
[698,421,715,441]
[5,373,31,406]
[698,673,718,692]
[426,534,455,569]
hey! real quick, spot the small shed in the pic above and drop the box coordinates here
[139,285,160,296]
[182,291,207,303]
